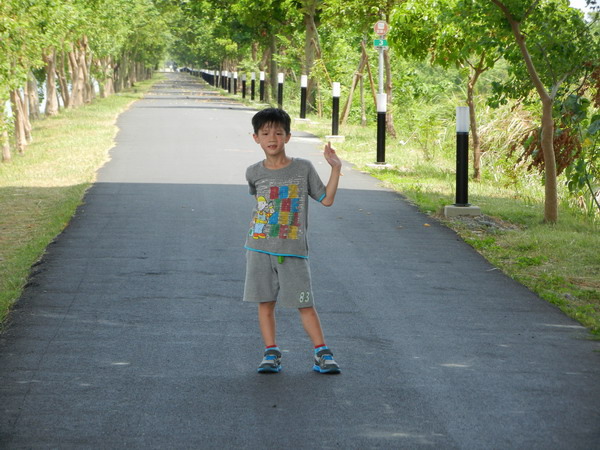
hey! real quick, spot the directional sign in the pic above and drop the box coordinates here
[373,39,388,48]
[374,20,389,36]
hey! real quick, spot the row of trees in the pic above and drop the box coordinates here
[0,0,172,163]
[2,1,598,222]
[170,0,599,223]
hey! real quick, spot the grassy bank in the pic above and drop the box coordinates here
[0,75,161,324]
[293,118,600,337]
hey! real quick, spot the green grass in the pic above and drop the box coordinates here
[0,75,162,324]
[293,116,600,336]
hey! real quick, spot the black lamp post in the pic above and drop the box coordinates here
[455,106,470,206]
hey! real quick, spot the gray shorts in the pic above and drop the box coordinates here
[243,250,315,308]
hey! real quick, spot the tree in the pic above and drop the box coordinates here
[487,0,599,223]
[0,0,46,158]
[390,0,508,180]
[1,0,170,164]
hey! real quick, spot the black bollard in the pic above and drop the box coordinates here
[300,75,307,119]
[332,82,340,135]
[455,106,470,206]
[259,71,265,102]
[277,73,284,109]
[376,93,387,164]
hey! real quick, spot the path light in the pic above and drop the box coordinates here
[326,82,345,142]
[259,71,265,102]
[443,107,481,217]
[277,73,284,109]
[332,82,341,136]
[300,75,308,119]
[455,106,470,206]
[376,93,387,164]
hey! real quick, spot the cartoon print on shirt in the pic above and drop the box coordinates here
[252,196,275,239]
[250,184,302,241]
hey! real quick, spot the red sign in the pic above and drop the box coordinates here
[374,20,389,36]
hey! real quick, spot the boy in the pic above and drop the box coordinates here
[243,108,342,374]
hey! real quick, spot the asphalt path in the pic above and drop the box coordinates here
[1,72,599,449]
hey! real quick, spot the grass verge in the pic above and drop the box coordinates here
[0,74,162,325]
[293,118,600,337]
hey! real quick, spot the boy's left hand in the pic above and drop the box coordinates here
[324,142,342,169]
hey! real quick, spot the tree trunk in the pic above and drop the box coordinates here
[79,37,93,103]
[383,49,397,138]
[303,0,318,112]
[129,57,137,86]
[259,46,270,101]
[56,50,70,108]
[1,110,11,162]
[492,0,558,223]
[540,98,558,223]
[269,34,277,103]
[19,89,32,143]
[97,57,114,98]
[118,51,131,91]
[513,26,558,223]
[341,52,367,125]
[252,42,258,62]
[114,58,123,93]
[10,89,27,154]
[360,71,367,126]
[26,72,40,121]
[466,64,485,181]
[105,57,115,96]
[43,50,60,116]
[68,47,85,107]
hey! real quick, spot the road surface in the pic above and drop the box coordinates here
[1,72,598,448]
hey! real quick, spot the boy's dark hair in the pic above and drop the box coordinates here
[252,108,291,135]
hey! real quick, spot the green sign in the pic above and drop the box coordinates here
[373,39,388,47]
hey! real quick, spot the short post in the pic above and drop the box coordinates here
[251,73,256,101]
[443,107,481,217]
[325,82,345,142]
[455,106,469,206]
[300,75,308,119]
[331,82,341,136]
[233,72,238,95]
[369,20,391,168]
[228,72,233,93]
[259,71,265,102]
[242,74,247,99]
[277,73,284,109]
[376,93,387,164]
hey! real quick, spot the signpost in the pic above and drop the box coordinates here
[374,20,389,165]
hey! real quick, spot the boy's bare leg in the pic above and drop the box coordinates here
[298,306,326,346]
[258,301,277,347]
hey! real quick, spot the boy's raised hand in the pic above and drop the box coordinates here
[324,142,342,169]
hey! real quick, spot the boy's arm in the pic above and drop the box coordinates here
[321,142,342,207]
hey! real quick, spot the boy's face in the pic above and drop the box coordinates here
[253,122,291,158]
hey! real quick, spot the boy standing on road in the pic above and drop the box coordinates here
[243,108,342,374]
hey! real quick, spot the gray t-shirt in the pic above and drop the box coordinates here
[245,158,326,258]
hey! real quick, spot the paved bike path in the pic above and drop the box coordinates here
[1,72,599,448]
